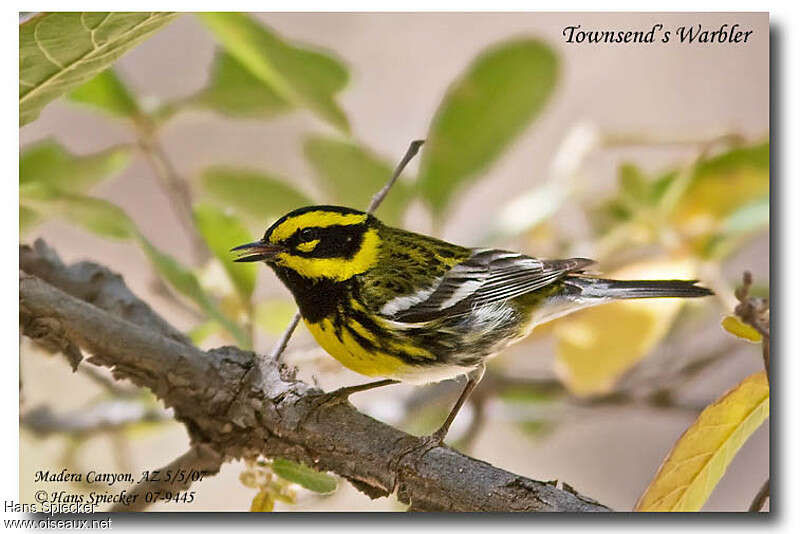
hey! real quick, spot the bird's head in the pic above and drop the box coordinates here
[232,205,382,282]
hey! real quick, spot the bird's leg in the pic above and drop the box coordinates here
[426,363,486,447]
[315,378,399,406]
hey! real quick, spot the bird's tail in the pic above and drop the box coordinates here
[568,277,713,300]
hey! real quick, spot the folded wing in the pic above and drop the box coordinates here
[386,249,594,323]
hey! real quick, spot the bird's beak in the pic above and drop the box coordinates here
[231,240,283,263]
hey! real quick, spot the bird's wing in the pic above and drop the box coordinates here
[383,249,594,323]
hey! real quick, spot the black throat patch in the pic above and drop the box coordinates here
[271,265,351,323]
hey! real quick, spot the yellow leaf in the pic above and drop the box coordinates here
[553,257,694,396]
[672,143,768,239]
[249,490,274,512]
[635,371,769,512]
[721,315,763,343]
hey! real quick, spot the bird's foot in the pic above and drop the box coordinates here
[412,429,448,457]
[310,388,352,410]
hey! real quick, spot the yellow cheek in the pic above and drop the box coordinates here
[276,229,380,281]
[296,239,320,253]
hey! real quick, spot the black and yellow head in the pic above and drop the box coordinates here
[232,205,382,282]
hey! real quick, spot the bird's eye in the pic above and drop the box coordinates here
[300,228,315,241]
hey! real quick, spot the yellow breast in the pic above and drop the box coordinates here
[304,318,412,379]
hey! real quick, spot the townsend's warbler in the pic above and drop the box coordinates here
[233,205,712,444]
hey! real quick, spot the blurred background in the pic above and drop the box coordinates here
[19,12,769,511]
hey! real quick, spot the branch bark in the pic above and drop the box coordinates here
[19,241,610,512]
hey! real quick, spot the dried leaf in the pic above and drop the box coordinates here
[721,315,763,343]
[636,371,769,511]
[553,257,695,396]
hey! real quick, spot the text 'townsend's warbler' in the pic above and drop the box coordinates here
[233,205,712,445]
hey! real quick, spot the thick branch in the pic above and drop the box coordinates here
[19,243,609,512]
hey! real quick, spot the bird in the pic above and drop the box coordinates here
[232,204,712,446]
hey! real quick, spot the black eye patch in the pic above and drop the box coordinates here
[287,224,365,258]
[299,228,316,241]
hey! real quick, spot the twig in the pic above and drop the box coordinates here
[19,244,610,512]
[367,139,425,214]
[79,363,140,397]
[748,478,769,512]
[21,401,171,437]
[270,139,425,364]
[136,128,210,264]
[734,271,770,378]
[110,444,223,512]
[602,131,745,150]
[269,312,300,364]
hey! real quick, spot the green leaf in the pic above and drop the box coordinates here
[498,386,557,405]
[20,140,131,234]
[304,136,411,224]
[138,236,249,347]
[20,12,177,126]
[193,203,257,301]
[618,163,650,206]
[68,68,140,118]
[20,206,42,234]
[187,321,222,345]
[254,300,298,334]
[20,139,131,191]
[702,195,769,258]
[271,458,337,494]
[673,142,769,225]
[20,189,247,346]
[418,39,558,214]
[200,166,312,221]
[720,195,770,234]
[22,190,137,239]
[249,490,274,512]
[59,194,137,239]
[193,51,291,118]
[196,12,349,132]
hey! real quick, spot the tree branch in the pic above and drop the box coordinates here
[19,242,610,512]
[136,126,210,264]
[21,401,171,437]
